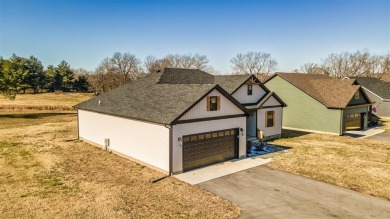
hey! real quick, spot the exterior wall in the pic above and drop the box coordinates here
[172,117,246,173]
[348,89,370,105]
[265,76,341,134]
[232,84,266,104]
[179,89,243,121]
[342,106,369,132]
[246,110,257,136]
[364,88,390,117]
[262,96,282,107]
[78,110,170,172]
[257,107,283,138]
[376,101,390,117]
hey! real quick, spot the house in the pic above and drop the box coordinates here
[214,74,286,140]
[74,68,285,174]
[351,77,390,117]
[264,73,372,135]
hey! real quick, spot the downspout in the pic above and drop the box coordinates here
[76,109,80,140]
[340,109,343,136]
[152,124,172,183]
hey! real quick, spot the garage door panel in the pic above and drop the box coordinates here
[183,128,237,172]
[346,113,362,130]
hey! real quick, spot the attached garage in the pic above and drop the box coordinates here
[182,129,238,172]
[345,113,362,130]
[75,68,249,175]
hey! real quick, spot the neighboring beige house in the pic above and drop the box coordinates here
[74,68,285,174]
[264,73,372,135]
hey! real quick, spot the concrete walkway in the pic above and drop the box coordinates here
[174,157,271,185]
[345,127,385,138]
[366,131,390,142]
[200,165,390,219]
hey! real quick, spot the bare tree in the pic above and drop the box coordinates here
[230,51,278,76]
[298,50,390,80]
[110,52,141,84]
[143,53,213,74]
[300,63,328,75]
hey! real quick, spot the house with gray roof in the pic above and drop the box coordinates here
[264,73,372,135]
[352,77,390,117]
[74,68,285,174]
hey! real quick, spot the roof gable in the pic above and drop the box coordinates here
[353,77,390,99]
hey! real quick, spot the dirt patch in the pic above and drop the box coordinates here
[268,129,390,200]
[0,112,240,218]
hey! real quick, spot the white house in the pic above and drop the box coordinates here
[74,68,285,174]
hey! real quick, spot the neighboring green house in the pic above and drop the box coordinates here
[264,73,372,135]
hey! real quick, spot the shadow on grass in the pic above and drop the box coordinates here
[281,129,311,138]
[0,112,75,119]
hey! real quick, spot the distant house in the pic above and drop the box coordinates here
[351,77,390,117]
[74,68,285,174]
[264,73,372,135]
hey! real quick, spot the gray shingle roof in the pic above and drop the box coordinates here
[214,75,252,93]
[267,73,369,109]
[74,69,252,124]
[74,73,217,124]
[353,77,390,99]
[157,68,214,84]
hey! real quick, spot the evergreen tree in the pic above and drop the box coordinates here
[44,65,57,92]
[56,60,74,91]
[24,56,45,93]
[73,75,89,92]
[0,54,29,99]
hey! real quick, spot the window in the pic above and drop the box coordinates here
[207,96,220,111]
[266,111,274,127]
[355,91,359,99]
[247,85,253,95]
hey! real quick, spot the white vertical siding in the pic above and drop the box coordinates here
[78,110,170,172]
[262,96,282,107]
[178,89,244,121]
[172,117,247,173]
[257,107,283,137]
[232,84,266,104]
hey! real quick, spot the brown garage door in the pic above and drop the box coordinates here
[182,128,238,172]
[346,113,362,130]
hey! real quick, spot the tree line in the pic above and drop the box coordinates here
[1,49,389,99]
[0,55,89,99]
[298,50,390,79]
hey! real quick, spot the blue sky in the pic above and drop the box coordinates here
[0,0,389,73]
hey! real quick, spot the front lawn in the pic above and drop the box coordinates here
[268,130,390,200]
[0,112,239,218]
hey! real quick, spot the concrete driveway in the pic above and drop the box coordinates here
[199,166,390,219]
[366,131,390,142]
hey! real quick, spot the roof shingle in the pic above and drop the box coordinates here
[268,73,366,108]
[353,77,390,99]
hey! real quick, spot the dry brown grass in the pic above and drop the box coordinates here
[0,112,239,218]
[268,130,390,200]
[0,93,92,111]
